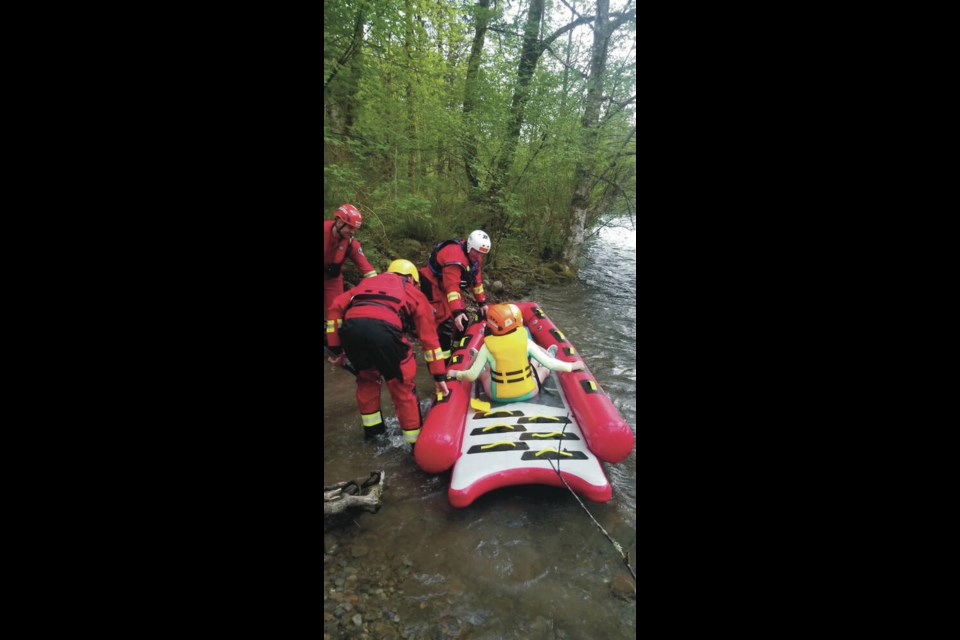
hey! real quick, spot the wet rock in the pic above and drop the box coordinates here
[401,555,413,567]
[610,574,636,600]
[511,279,526,290]
[446,577,466,595]
[352,613,364,626]
[371,622,399,639]
[490,280,504,293]
[437,615,464,638]
[527,616,553,635]
[324,534,338,554]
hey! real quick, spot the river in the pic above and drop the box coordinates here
[323,218,637,639]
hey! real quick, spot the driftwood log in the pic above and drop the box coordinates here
[324,471,385,515]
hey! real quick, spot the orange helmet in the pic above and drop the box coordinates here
[486,303,522,335]
[334,203,362,228]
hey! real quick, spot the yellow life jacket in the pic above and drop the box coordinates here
[484,330,534,399]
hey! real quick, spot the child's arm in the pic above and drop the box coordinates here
[448,343,492,381]
[528,341,584,372]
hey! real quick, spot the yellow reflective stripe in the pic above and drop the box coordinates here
[481,441,516,450]
[337,319,343,328]
[446,291,461,302]
[473,285,484,295]
[325,321,335,333]
[530,432,563,438]
[481,423,516,433]
[361,412,383,427]
[424,351,435,362]
[362,271,377,278]
[535,448,573,458]
[402,428,421,444]
[433,348,444,361]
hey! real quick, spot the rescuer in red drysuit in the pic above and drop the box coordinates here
[323,203,377,325]
[326,259,449,448]
[417,230,491,364]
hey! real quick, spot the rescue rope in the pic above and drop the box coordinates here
[549,415,636,582]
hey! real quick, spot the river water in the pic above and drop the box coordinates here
[323,218,637,639]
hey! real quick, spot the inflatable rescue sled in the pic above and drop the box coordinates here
[414,301,634,508]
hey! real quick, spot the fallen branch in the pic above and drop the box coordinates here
[324,471,385,515]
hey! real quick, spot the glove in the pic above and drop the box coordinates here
[453,312,469,332]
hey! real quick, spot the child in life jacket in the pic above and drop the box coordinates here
[447,303,584,402]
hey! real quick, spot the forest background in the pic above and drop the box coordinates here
[325,0,636,295]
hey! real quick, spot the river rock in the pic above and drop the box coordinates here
[610,574,636,600]
[437,615,464,638]
[490,280,504,293]
[324,534,337,554]
[351,545,369,558]
[371,621,399,639]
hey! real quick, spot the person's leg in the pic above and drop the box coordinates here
[531,359,550,388]
[385,352,421,449]
[479,365,494,401]
[436,317,455,364]
[354,369,385,438]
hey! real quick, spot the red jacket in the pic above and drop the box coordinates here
[326,272,446,377]
[418,240,485,321]
[323,220,376,280]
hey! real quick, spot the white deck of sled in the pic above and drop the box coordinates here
[449,373,609,493]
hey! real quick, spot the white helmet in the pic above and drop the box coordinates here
[466,230,491,255]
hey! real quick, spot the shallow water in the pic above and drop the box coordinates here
[323,218,637,639]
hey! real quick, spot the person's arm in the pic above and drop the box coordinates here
[471,260,486,308]
[449,343,491,382]
[528,341,584,372]
[441,262,468,313]
[325,289,353,362]
[409,288,449,396]
[347,239,377,278]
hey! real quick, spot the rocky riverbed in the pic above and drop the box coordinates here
[323,512,635,640]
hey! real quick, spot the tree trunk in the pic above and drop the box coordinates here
[562,0,610,267]
[462,0,492,193]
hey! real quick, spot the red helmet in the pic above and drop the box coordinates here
[335,203,363,229]
[486,303,523,336]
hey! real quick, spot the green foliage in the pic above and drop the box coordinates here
[324,0,637,270]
